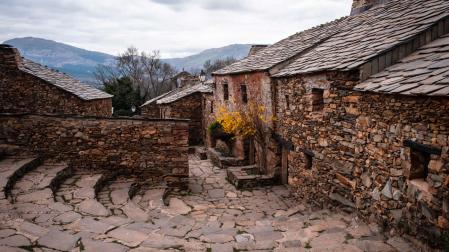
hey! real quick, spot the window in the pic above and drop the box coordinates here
[410,148,430,179]
[241,84,248,103]
[223,83,229,101]
[404,140,441,180]
[210,101,214,113]
[285,95,290,109]
[304,150,314,169]
[311,88,324,111]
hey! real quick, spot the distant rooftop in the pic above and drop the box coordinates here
[0,44,112,101]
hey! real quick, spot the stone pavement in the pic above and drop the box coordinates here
[0,155,417,251]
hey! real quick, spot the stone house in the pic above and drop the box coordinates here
[141,82,213,145]
[0,45,113,117]
[213,11,351,178]
[212,0,449,243]
[272,0,449,244]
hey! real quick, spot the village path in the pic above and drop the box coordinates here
[0,155,416,251]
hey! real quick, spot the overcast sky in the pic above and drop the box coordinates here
[0,0,353,58]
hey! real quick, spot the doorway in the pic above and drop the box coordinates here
[281,146,289,185]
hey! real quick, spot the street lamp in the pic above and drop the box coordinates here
[199,70,206,83]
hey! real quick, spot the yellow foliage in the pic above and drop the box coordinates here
[215,102,273,138]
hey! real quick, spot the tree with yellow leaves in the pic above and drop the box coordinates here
[214,102,274,172]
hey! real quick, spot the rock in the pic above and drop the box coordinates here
[361,173,372,188]
[0,246,29,252]
[329,192,356,208]
[253,231,283,241]
[122,202,148,222]
[163,198,192,216]
[336,173,356,189]
[226,192,237,198]
[53,211,82,224]
[0,235,31,247]
[235,233,255,243]
[392,189,401,201]
[38,229,79,251]
[386,237,415,252]
[17,221,49,241]
[141,234,184,249]
[16,189,53,203]
[428,159,444,172]
[437,216,449,229]
[211,243,234,252]
[107,227,148,247]
[282,240,301,248]
[0,229,16,238]
[382,179,393,199]
[78,199,109,216]
[372,188,380,200]
[201,233,234,243]
[208,189,225,198]
[349,239,395,252]
[67,217,114,234]
[82,238,128,252]
[111,189,129,205]
[283,204,306,217]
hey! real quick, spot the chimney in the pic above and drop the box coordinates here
[248,45,268,56]
[350,0,390,15]
[0,44,22,69]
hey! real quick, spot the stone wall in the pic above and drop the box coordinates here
[202,92,216,147]
[141,103,161,118]
[0,68,112,117]
[214,72,280,174]
[0,114,189,179]
[274,71,449,244]
[159,93,204,146]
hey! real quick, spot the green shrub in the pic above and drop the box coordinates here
[208,121,234,142]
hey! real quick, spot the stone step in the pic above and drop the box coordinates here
[11,162,72,203]
[0,156,42,200]
[226,165,280,189]
[96,174,139,218]
[55,170,113,217]
[207,148,247,169]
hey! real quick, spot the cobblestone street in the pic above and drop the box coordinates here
[0,155,415,251]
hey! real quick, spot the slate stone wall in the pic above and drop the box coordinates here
[159,93,204,146]
[0,114,189,179]
[274,71,449,243]
[0,68,112,117]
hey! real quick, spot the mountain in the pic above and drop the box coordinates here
[4,37,115,86]
[163,44,252,71]
[3,37,252,86]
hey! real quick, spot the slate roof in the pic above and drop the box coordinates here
[213,16,351,75]
[19,58,112,101]
[354,34,449,96]
[141,82,213,106]
[274,0,449,77]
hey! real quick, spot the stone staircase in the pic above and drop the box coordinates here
[206,148,247,169]
[0,156,43,201]
[226,165,280,189]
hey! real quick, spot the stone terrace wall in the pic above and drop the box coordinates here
[0,69,112,117]
[0,114,189,179]
[159,93,204,146]
[275,71,449,244]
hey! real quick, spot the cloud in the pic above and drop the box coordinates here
[0,0,353,57]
